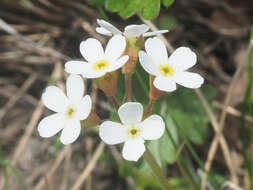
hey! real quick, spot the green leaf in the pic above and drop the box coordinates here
[119,0,143,18]
[21,0,32,4]
[162,0,174,7]
[141,0,160,20]
[147,116,179,166]
[168,178,189,190]
[145,93,180,167]
[132,63,149,104]
[165,86,216,144]
[119,162,189,190]
[119,162,160,189]
[160,116,178,163]
[208,173,226,190]
[115,72,126,105]
[156,14,177,31]
[105,0,127,12]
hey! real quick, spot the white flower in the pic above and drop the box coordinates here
[96,19,168,38]
[65,35,129,79]
[38,75,92,145]
[139,37,204,92]
[99,102,165,161]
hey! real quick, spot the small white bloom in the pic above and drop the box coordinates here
[99,102,165,161]
[38,75,92,145]
[65,35,129,79]
[139,37,204,92]
[96,19,168,38]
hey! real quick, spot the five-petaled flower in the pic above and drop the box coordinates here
[139,37,204,92]
[65,35,129,79]
[38,74,92,144]
[96,19,168,38]
[99,102,165,161]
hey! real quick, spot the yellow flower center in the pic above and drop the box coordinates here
[65,106,76,118]
[93,60,109,71]
[159,64,174,77]
[127,125,140,139]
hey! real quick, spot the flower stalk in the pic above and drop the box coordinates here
[122,37,143,101]
[125,75,133,101]
[109,95,119,110]
[144,149,172,190]
[149,75,164,100]
[143,99,154,119]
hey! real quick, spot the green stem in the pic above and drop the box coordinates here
[144,149,172,190]
[0,149,9,190]
[6,161,28,190]
[3,166,8,190]
[241,35,253,188]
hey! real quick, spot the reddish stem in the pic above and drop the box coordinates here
[143,99,154,119]
[125,75,133,101]
[110,96,119,110]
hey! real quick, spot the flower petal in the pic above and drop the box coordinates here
[122,138,145,161]
[139,51,159,76]
[60,119,81,144]
[140,115,165,140]
[97,19,122,35]
[96,27,112,36]
[105,35,126,61]
[118,102,143,125]
[65,61,89,75]
[99,121,127,145]
[168,47,197,71]
[173,71,204,88]
[38,113,64,138]
[106,55,129,72]
[143,30,169,37]
[66,74,84,103]
[124,24,149,37]
[153,76,176,92]
[42,86,69,112]
[77,95,92,120]
[145,37,168,65]
[82,66,106,79]
[80,38,104,63]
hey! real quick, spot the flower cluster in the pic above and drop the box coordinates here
[37,19,204,161]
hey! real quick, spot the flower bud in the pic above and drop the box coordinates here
[81,110,102,128]
[95,71,118,97]
[122,36,144,75]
